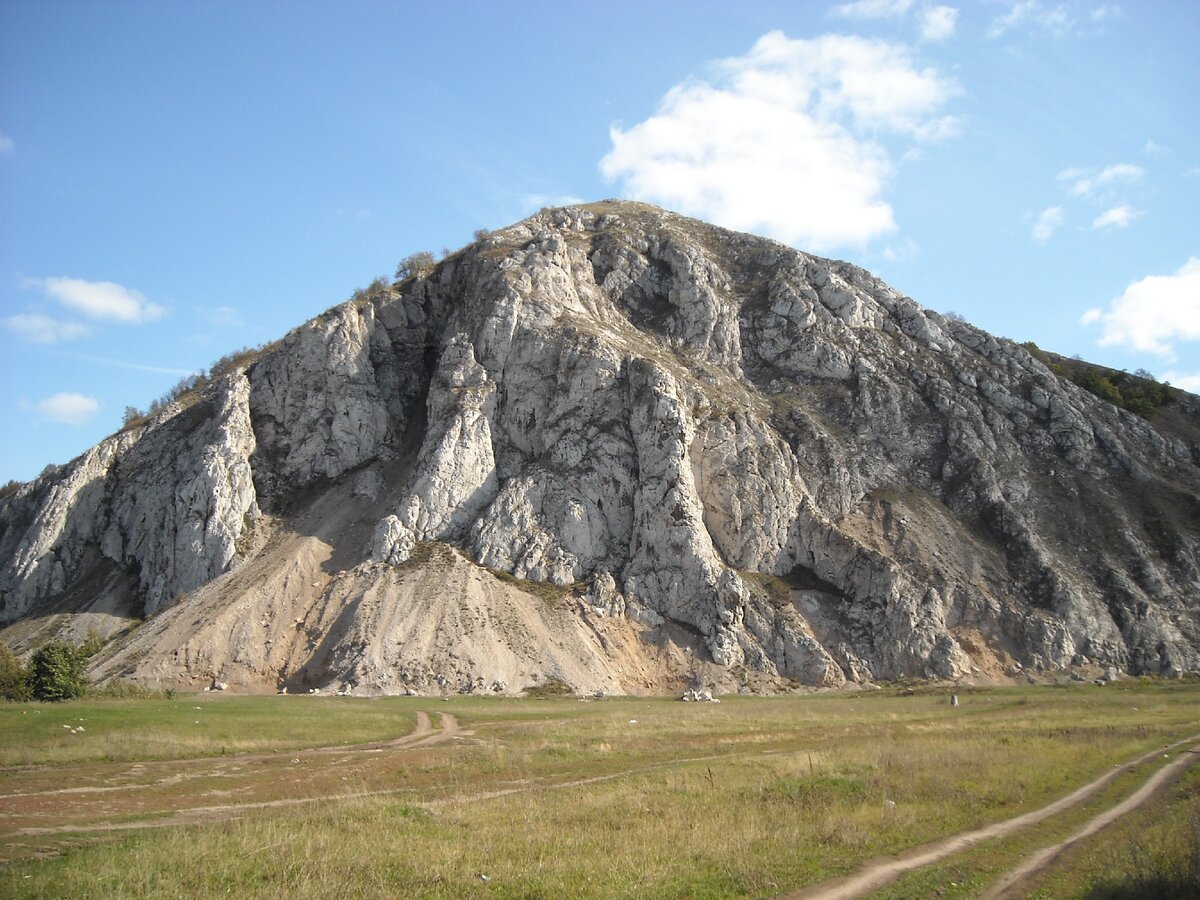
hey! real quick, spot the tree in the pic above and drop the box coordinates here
[0,642,29,701]
[28,641,88,701]
[394,251,436,281]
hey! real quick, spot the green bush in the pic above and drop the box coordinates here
[1021,343,1176,417]
[394,251,436,281]
[28,640,88,701]
[0,641,29,701]
[523,676,574,699]
[90,682,172,700]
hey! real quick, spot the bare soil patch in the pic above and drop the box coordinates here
[0,711,465,843]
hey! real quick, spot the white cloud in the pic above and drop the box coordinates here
[36,393,100,426]
[1160,371,1200,394]
[1090,4,1121,22]
[0,132,13,154]
[831,0,957,42]
[1056,163,1143,200]
[921,6,959,41]
[198,305,243,328]
[3,313,90,343]
[881,237,921,262]
[1032,206,1064,242]
[600,31,960,251]
[1081,257,1200,358]
[30,276,165,323]
[63,352,195,376]
[1143,139,1168,156]
[1092,204,1141,229]
[831,0,914,18]
[989,1,1075,37]
[522,193,586,213]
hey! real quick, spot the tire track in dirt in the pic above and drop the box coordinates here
[0,711,441,802]
[10,725,761,838]
[782,731,1200,900]
[6,712,464,836]
[980,744,1200,899]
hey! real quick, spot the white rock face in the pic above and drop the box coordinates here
[0,435,134,622]
[371,334,499,565]
[4,201,1200,690]
[250,302,392,487]
[2,373,259,621]
[110,374,260,614]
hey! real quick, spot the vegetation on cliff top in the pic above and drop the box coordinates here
[1022,341,1177,417]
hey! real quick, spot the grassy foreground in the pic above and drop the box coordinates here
[1,681,1197,898]
[0,694,417,766]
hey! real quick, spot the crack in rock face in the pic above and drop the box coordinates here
[3,201,1200,693]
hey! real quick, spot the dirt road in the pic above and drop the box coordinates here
[2,713,784,846]
[784,733,1200,900]
[9,711,1196,894]
[4,719,764,839]
[2,711,463,840]
[981,745,1200,899]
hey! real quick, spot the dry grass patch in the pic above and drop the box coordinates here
[1,684,1197,897]
[0,696,419,767]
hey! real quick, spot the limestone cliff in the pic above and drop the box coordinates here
[2,201,1198,693]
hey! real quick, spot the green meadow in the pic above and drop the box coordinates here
[1,681,1197,898]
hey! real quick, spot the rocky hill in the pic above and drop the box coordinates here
[2,201,1198,694]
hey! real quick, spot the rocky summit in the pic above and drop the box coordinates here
[2,201,1198,695]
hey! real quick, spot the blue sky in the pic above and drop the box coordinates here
[1,0,1197,483]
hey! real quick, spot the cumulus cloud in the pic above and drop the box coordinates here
[989,1,1075,37]
[1090,4,1122,22]
[1092,204,1141,229]
[1032,206,1064,242]
[521,193,585,213]
[1079,257,1200,358]
[1057,163,1143,200]
[600,31,960,251]
[1160,371,1200,394]
[831,0,958,42]
[0,132,13,154]
[920,6,959,41]
[3,313,90,343]
[831,0,914,18]
[36,393,100,426]
[29,277,165,323]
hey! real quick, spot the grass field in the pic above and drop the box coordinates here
[1,681,1197,898]
[0,694,418,766]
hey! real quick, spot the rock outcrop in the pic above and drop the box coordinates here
[2,201,1199,693]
